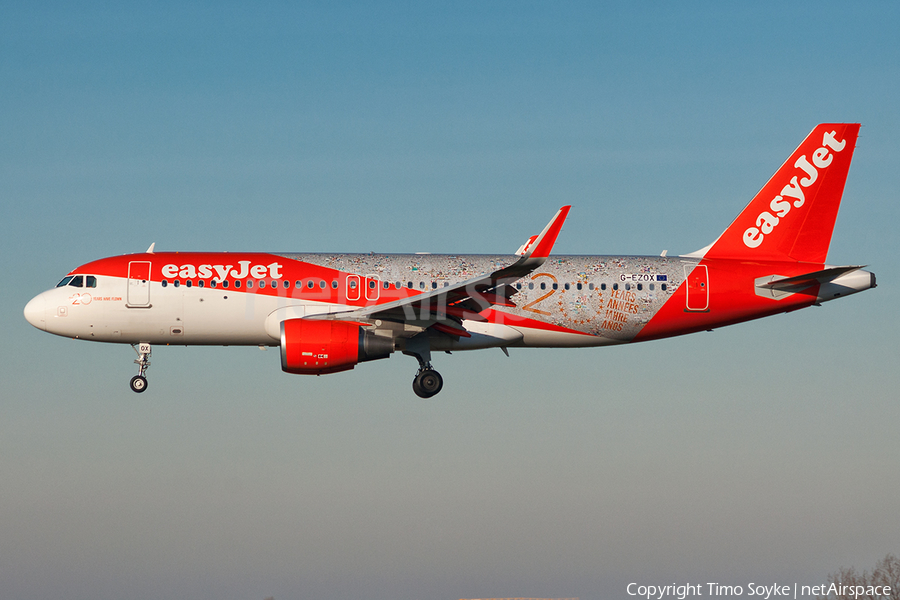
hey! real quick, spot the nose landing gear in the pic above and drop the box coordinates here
[130,342,151,393]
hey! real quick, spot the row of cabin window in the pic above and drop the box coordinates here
[161,279,294,289]
[515,281,667,292]
[156,278,668,293]
[158,279,456,290]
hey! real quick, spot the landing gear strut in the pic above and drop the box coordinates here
[130,342,151,393]
[404,333,444,398]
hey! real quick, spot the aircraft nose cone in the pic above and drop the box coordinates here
[24,294,47,331]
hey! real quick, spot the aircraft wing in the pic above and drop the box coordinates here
[336,206,571,330]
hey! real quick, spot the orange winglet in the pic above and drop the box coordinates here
[526,205,571,259]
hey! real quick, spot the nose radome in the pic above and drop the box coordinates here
[24,294,47,331]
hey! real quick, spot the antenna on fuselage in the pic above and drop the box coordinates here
[146,242,155,254]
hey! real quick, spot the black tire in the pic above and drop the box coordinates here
[130,375,148,393]
[413,370,443,398]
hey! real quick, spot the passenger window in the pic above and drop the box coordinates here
[56,276,74,287]
[350,280,357,289]
[234,281,241,288]
[564,283,570,290]
[625,283,631,290]
[431,282,437,289]
[408,282,413,289]
[600,283,606,291]
[331,280,338,289]
[369,281,376,289]
[319,281,326,289]
[247,281,254,288]
[69,275,83,287]
[186,280,192,288]
[222,281,229,288]
[540,283,546,290]
[271,281,277,289]
[637,283,642,291]
[661,283,667,291]
[162,280,168,287]
[308,280,315,289]
[576,283,582,290]
[86,276,97,288]
[174,280,180,288]
[210,280,217,288]
[613,283,618,290]
[516,283,522,290]
[588,283,594,290]
[552,283,558,290]
[198,280,205,288]
[649,283,654,291]
[419,281,425,289]
[383,281,389,289]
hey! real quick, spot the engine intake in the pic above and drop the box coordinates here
[280,319,393,375]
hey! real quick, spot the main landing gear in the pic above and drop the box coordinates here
[403,334,444,398]
[130,342,151,393]
[412,366,443,399]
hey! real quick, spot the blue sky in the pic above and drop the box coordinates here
[2,2,898,599]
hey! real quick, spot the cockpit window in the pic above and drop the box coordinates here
[56,274,97,288]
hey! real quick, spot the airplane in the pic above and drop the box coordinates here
[24,123,875,398]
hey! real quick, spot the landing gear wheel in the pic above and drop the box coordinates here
[130,375,148,393]
[413,369,443,398]
[130,342,151,394]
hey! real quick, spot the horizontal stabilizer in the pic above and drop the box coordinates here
[760,265,866,291]
[755,265,873,301]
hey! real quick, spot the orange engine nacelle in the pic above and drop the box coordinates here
[280,319,394,375]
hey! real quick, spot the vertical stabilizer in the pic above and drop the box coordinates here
[703,123,860,263]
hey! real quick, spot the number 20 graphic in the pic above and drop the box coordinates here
[521,273,557,316]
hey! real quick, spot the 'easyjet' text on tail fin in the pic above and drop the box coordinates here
[704,123,860,264]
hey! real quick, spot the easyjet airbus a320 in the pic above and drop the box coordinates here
[25,124,875,397]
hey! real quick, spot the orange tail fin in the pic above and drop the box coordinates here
[703,123,860,263]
